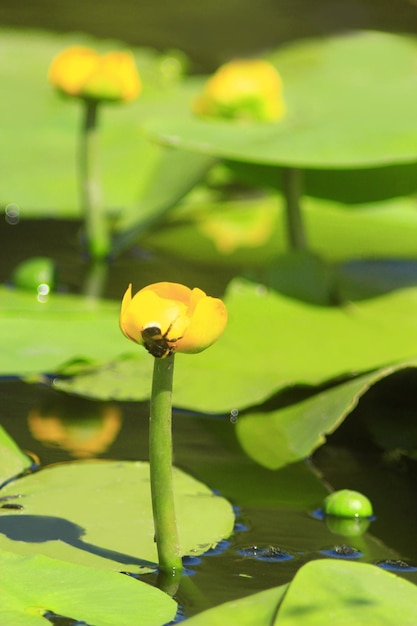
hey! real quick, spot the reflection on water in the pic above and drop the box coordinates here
[27,394,122,458]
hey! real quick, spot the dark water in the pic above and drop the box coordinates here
[1,0,417,70]
[2,376,417,619]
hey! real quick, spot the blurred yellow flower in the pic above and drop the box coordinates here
[120,282,227,357]
[193,59,286,122]
[48,46,141,103]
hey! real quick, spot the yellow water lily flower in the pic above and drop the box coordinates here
[193,58,286,122]
[48,45,141,103]
[120,282,227,357]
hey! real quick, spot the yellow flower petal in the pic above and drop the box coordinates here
[119,282,227,357]
[48,46,99,96]
[141,282,192,305]
[193,58,286,122]
[177,295,228,353]
[119,284,134,340]
[48,46,141,103]
[83,51,141,102]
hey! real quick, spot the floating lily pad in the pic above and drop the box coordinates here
[235,364,417,469]
[227,159,417,204]
[183,560,417,625]
[276,559,417,625]
[0,285,126,376]
[0,460,234,573]
[56,280,417,414]
[145,31,417,169]
[183,585,289,626]
[0,549,176,626]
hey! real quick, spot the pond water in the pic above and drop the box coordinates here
[2,0,417,71]
[2,218,417,622]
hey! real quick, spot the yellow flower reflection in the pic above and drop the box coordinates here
[120,282,227,357]
[28,399,122,458]
[48,46,141,103]
[193,59,286,122]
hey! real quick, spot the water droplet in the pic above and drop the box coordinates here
[37,283,50,303]
[230,408,239,423]
[5,203,20,225]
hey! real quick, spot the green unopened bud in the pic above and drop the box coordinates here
[324,489,374,519]
[12,257,56,293]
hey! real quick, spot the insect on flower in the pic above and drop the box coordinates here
[141,322,183,358]
[120,282,227,356]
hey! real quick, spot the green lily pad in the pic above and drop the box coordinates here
[0,460,234,573]
[145,31,417,169]
[0,549,176,626]
[0,425,33,486]
[0,285,125,376]
[6,278,417,421]
[183,560,417,625]
[235,364,417,470]
[56,280,417,414]
[276,560,417,625]
[227,159,417,205]
[183,585,289,626]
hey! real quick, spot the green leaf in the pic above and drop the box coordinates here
[182,585,289,626]
[235,364,417,469]
[275,560,417,625]
[183,560,417,626]
[0,286,125,375]
[113,145,214,251]
[145,32,417,169]
[57,280,417,414]
[0,550,176,626]
[0,425,33,486]
[0,460,234,572]
[228,160,417,205]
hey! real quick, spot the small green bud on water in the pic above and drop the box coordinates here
[323,489,373,519]
[12,257,56,292]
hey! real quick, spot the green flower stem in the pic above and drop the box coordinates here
[282,167,307,250]
[80,99,110,262]
[149,354,183,574]
[82,258,108,301]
